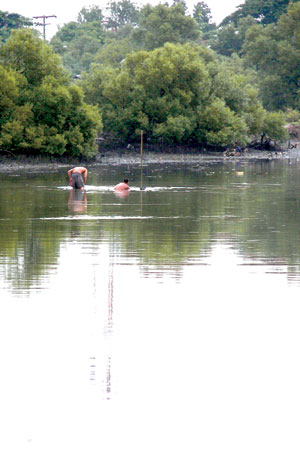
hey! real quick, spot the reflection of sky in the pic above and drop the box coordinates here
[1,241,300,449]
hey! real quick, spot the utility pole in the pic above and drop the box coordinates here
[33,15,57,41]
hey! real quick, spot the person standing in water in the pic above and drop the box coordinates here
[68,167,88,190]
[113,178,130,191]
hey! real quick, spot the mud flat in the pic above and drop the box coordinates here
[0,148,299,173]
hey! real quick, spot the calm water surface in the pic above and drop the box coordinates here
[1,158,300,449]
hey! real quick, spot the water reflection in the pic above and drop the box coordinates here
[103,260,114,400]
[68,189,87,213]
[113,189,130,199]
[2,160,300,449]
[101,256,114,400]
[1,160,300,291]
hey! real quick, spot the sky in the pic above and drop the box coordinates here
[2,0,244,40]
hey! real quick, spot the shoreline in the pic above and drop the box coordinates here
[0,148,299,173]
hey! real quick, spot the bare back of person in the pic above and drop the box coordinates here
[114,179,130,191]
[72,167,86,174]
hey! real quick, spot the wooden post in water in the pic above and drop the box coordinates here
[140,130,143,190]
[140,130,143,165]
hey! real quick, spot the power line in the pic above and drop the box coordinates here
[33,15,57,41]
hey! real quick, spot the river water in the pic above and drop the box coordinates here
[1,156,300,449]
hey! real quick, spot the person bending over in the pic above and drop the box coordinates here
[68,167,88,190]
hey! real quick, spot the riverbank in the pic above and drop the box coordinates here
[0,147,299,173]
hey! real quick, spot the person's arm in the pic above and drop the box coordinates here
[67,168,73,181]
[83,168,88,183]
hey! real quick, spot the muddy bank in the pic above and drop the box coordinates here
[0,148,299,173]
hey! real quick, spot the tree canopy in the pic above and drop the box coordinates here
[50,2,202,75]
[0,10,32,43]
[50,6,106,76]
[0,0,294,156]
[242,1,300,110]
[193,1,217,41]
[220,0,299,26]
[0,29,102,157]
[133,3,200,50]
[105,0,140,29]
[81,42,286,147]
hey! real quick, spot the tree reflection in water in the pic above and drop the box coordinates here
[1,160,300,291]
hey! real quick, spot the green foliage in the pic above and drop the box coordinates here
[133,4,200,50]
[197,98,249,147]
[154,115,196,141]
[193,1,217,41]
[213,0,298,57]
[261,111,289,143]
[105,0,140,29]
[50,2,202,75]
[50,7,106,76]
[51,22,82,46]
[211,15,257,57]
[64,31,105,74]
[242,2,300,110]
[0,29,102,157]
[210,23,240,57]
[92,25,138,67]
[113,44,209,141]
[93,37,134,67]
[220,0,298,27]
[81,42,282,147]
[172,0,188,11]
[0,10,32,43]
[78,5,104,23]
[81,63,115,106]
[0,65,19,122]
[43,0,291,149]
[283,108,300,124]
[0,28,66,86]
